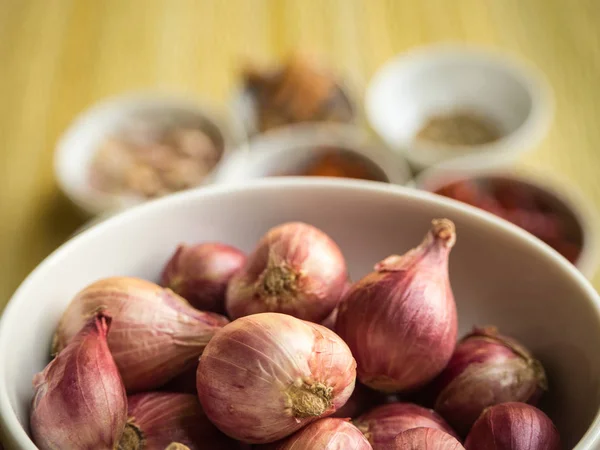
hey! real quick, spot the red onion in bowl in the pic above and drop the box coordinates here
[196,313,356,444]
[431,326,547,436]
[384,427,465,450]
[336,219,458,393]
[119,392,240,450]
[226,222,348,323]
[262,418,372,449]
[354,402,458,448]
[464,402,561,450]
[53,277,229,392]
[161,242,246,313]
[31,312,127,450]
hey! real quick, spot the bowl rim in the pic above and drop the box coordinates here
[365,42,554,169]
[211,122,412,185]
[54,91,247,216]
[412,163,600,279]
[1,178,599,449]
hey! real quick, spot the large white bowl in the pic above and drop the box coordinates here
[1,179,599,449]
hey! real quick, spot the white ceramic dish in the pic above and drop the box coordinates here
[413,162,600,279]
[365,44,554,170]
[55,92,245,216]
[212,123,411,185]
[1,179,600,449]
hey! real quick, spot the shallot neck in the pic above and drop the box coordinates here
[285,379,332,418]
[117,421,144,450]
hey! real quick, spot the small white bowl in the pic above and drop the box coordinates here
[211,123,411,185]
[55,93,246,216]
[365,44,554,170]
[413,161,600,279]
[1,179,600,448]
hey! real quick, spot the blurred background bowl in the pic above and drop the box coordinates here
[55,93,245,216]
[212,123,411,185]
[365,44,554,170]
[414,162,600,279]
[1,179,599,449]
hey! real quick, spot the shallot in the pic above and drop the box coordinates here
[264,418,372,449]
[161,242,246,313]
[354,402,458,448]
[385,427,465,450]
[119,392,239,450]
[196,312,356,443]
[432,326,547,435]
[53,277,229,392]
[226,222,348,323]
[336,219,458,392]
[330,382,387,419]
[31,312,127,450]
[464,402,561,450]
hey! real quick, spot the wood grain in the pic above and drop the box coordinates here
[0,0,599,311]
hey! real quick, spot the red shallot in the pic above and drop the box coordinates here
[119,392,239,450]
[53,277,229,392]
[336,219,458,393]
[264,418,372,449]
[161,242,246,313]
[330,382,387,419]
[385,427,465,450]
[31,312,127,450]
[354,402,459,448]
[226,222,348,323]
[464,402,561,450]
[432,326,547,435]
[196,312,356,444]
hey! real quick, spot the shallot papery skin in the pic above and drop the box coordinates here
[354,402,459,448]
[464,402,561,450]
[384,427,465,450]
[226,222,348,323]
[330,382,387,419]
[30,312,127,450]
[263,418,373,449]
[164,444,190,450]
[161,242,246,313]
[53,277,229,392]
[196,313,357,444]
[432,326,547,436]
[119,392,240,450]
[336,219,458,393]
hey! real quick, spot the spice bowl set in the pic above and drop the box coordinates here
[1,44,599,449]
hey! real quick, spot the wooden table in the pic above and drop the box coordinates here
[1,0,599,313]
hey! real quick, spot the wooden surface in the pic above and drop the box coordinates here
[0,0,599,312]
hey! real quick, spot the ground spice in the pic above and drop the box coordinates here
[416,111,501,147]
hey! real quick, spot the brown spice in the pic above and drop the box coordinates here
[415,111,501,147]
[299,150,384,181]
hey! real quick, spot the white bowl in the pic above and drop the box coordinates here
[365,44,553,170]
[211,123,412,185]
[55,93,246,216]
[1,179,600,449]
[413,162,600,279]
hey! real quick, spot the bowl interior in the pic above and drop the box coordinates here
[1,180,599,449]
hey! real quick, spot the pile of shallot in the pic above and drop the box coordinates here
[30,219,561,450]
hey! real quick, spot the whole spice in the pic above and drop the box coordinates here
[264,418,372,449]
[119,392,239,450]
[31,312,127,450]
[53,277,229,392]
[384,427,465,450]
[196,313,356,444]
[432,326,547,436]
[226,222,348,323]
[464,403,561,450]
[161,242,246,313]
[415,111,501,147]
[354,403,459,448]
[336,219,458,393]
